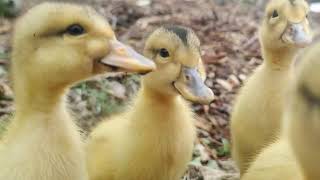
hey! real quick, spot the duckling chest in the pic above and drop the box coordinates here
[236,67,291,122]
[0,120,88,180]
[124,116,196,179]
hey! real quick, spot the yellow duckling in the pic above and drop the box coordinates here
[241,139,302,180]
[86,26,214,180]
[0,2,155,180]
[242,42,320,180]
[288,42,320,180]
[231,0,312,174]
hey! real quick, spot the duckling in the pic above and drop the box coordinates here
[288,42,320,180]
[242,42,320,180]
[240,138,302,180]
[230,0,312,173]
[0,2,155,180]
[86,26,214,180]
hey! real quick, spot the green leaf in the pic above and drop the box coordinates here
[189,157,202,166]
[0,118,9,138]
[207,160,219,169]
[217,138,231,157]
[0,52,8,59]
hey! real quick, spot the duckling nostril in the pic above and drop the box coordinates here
[185,74,191,81]
[288,26,295,36]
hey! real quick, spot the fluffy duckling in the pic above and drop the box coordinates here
[86,26,214,180]
[240,138,302,180]
[231,0,312,173]
[288,42,320,180]
[0,3,155,180]
[242,42,320,180]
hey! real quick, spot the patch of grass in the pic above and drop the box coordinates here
[0,121,6,135]
[0,52,8,59]
[0,115,10,139]
[70,74,142,118]
[84,82,124,116]
[0,0,20,17]
[217,138,231,157]
[0,0,10,16]
[72,82,119,118]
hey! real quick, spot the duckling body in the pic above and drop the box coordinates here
[231,0,312,173]
[241,138,302,180]
[288,42,320,180]
[0,104,87,180]
[242,38,320,180]
[231,60,292,172]
[87,26,214,180]
[0,3,155,180]
[88,88,195,180]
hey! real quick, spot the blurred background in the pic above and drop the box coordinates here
[0,0,319,179]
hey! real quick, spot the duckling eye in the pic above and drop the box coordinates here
[66,24,85,36]
[159,48,170,58]
[271,10,279,18]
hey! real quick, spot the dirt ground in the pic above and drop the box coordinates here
[0,0,319,179]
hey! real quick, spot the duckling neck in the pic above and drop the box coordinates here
[13,80,68,122]
[262,45,297,70]
[132,82,190,123]
[139,84,179,104]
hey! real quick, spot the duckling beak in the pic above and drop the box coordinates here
[174,66,214,104]
[282,22,313,48]
[100,39,156,73]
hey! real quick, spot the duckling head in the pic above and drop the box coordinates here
[261,0,312,50]
[143,26,214,104]
[11,2,155,91]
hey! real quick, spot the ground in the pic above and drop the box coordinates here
[0,0,319,179]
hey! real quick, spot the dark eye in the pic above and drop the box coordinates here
[306,14,309,19]
[272,10,279,18]
[66,24,85,36]
[159,48,170,58]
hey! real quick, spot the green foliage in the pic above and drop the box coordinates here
[0,0,20,17]
[71,74,141,118]
[0,121,6,135]
[0,117,9,138]
[240,0,256,4]
[0,52,8,59]
[0,0,10,16]
[189,157,202,166]
[217,138,231,157]
[72,82,120,117]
